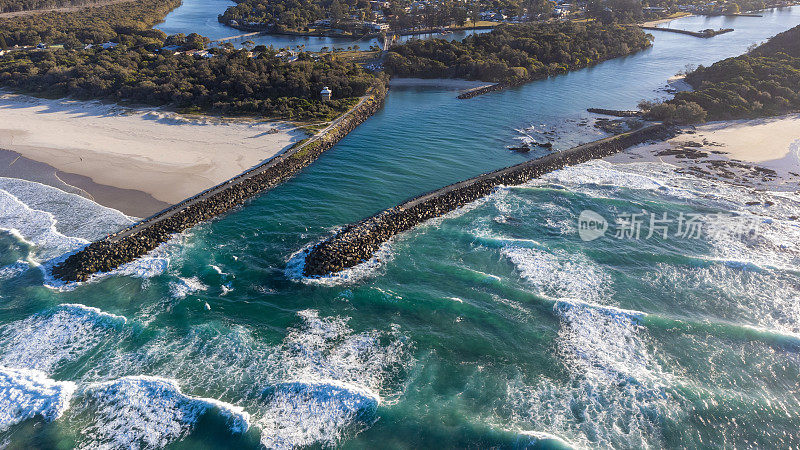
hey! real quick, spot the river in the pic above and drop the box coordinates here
[1,7,800,448]
[155,0,491,50]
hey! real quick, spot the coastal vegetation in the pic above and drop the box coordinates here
[0,45,384,120]
[0,0,180,46]
[0,0,106,13]
[644,24,800,122]
[384,22,652,84]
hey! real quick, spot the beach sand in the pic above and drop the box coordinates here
[0,93,304,217]
[639,13,693,27]
[609,114,800,190]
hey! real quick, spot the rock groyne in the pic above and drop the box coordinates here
[52,89,386,282]
[302,124,676,277]
[457,83,506,99]
[640,26,734,37]
[587,108,642,117]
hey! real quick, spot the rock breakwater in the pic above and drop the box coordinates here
[457,83,506,99]
[51,90,386,282]
[302,124,676,277]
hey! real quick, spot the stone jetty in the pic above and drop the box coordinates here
[52,88,387,282]
[587,108,643,117]
[458,83,506,99]
[640,26,734,38]
[303,124,676,277]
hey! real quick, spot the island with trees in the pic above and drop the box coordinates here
[384,22,653,85]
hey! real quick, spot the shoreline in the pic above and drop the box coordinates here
[607,113,800,190]
[52,88,387,282]
[639,14,694,27]
[0,149,169,218]
[0,93,304,216]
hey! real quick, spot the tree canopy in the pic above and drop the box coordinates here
[648,24,800,123]
[384,22,653,83]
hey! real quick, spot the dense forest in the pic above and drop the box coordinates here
[646,24,800,122]
[0,0,180,47]
[384,22,653,83]
[0,46,384,120]
[0,0,103,13]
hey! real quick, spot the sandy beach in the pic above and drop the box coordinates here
[639,13,693,27]
[609,113,800,189]
[0,93,304,217]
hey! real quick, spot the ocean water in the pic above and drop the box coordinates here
[2,8,800,448]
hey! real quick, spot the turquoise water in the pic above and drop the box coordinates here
[2,8,800,448]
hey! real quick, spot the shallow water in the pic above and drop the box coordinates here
[2,8,800,448]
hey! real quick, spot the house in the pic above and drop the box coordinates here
[100,42,118,49]
[320,86,333,101]
[365,22,390,32]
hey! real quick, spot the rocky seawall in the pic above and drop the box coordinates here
[303,124,676,277]
[457,83,506,99]
[640,26,734,37]
[52,89,387,282]
[587,108,643,117]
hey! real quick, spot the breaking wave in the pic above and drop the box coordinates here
[0,366,76,431]
[72,376,250,449]
[0,304,127,374]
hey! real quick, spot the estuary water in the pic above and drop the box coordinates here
[155,0,491,50]
[2,8,800,448]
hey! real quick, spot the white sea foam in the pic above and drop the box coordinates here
[647,262,800,336]
[257,379,380,449]
[0,304,127,374]
[0,261,29,280]
[251,310,407,448]
[73,375,250,449]
[513,430,576,448]
[169,276,208,299]
[0,366,76,431]
[0,177,132,243]
[506,297,678,448]
[501,246,611,304]
[0,187,88,261]
[73,310,409,448]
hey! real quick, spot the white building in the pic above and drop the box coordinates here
[320,86,333,101]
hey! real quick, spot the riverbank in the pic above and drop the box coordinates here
[608,113,800,190]
[0,93,304,217]
[640,13,694,27]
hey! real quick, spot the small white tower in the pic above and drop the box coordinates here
[320,86,332,101]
